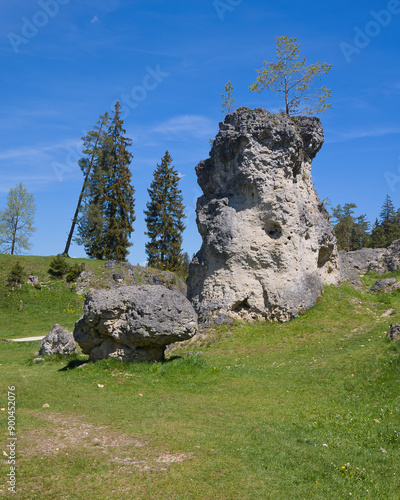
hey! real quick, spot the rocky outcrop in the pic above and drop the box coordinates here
[39,324,77,356]
[338,240,400,282]
[75,261,186,296]
[370,278,400,292]
[73,286,197,362]
[187,108,340,323]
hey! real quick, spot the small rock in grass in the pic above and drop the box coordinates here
[33,358,44,363]
[97,384,104,388]
[39,324,77,356]
[42,404,50,408]
[387,324,400,341]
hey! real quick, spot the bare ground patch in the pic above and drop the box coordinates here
[20,411,193,472]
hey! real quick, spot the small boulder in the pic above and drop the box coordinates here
[370,278,400,292]
[113,273,124,283]
[73,285,198,362]
[39,324,78,356]
[387,324,400,341]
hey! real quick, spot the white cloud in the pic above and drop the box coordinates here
[152,115,216,140]
[90,15,100,24]
[326,127,400,144]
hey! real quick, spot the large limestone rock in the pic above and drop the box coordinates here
[339,248,386,287]
[73,286,198,362]
[187,108,340,323]
[39,324,77,356]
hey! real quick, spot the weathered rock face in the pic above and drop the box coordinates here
[339,248,386,287]
[187,108,340,323]
[39,324,77,356]
[73,286,198,362]
[368,239,400,274]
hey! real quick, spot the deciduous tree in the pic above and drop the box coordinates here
[249,36,332,116]
[220,80,236,114]
[0,183,36,255]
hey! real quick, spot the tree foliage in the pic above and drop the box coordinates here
[0,183,36,255]
[76,102,135,261]
[49,254,70,277]
[331,195,400,252]
[144,151,186,272]
[369,195,400,248]
[249,36,332,116]
[219,80,236,114]
[6,261,25,287]
[332,203,370,252]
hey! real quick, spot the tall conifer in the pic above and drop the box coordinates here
[144,151,186,271]
[76,102,135,260]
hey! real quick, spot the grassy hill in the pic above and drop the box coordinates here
[1,255,400,498]
[0,254,185,339]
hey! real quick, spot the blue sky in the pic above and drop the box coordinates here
[1,0,399,263]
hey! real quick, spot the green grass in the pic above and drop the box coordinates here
[0,255,94,338]
[1,261,400,498]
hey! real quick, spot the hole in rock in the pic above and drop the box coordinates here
[264,221,282,240]
[231,298,251,313]
[317,245,334,268]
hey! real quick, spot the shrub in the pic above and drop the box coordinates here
[66,263,85,283]
[6,261,25,287]
[49,254,69,277]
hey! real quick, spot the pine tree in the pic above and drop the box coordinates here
[379,195,400,245]
[369,218,385,248]
[331,203,370,251]
[369,195,400,248]
[76,102,135,260]
[64,113,108,256]
[101,103,136,261]
[144,151,186,271]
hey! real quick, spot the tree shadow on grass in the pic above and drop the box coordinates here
[58,359,89,371]
[58,355,184,371]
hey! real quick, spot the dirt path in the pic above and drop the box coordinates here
[9,336,45,342]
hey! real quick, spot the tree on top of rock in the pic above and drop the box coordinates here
[249,36,332,116]
[219,80,236,115]
[144,151,186,272]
